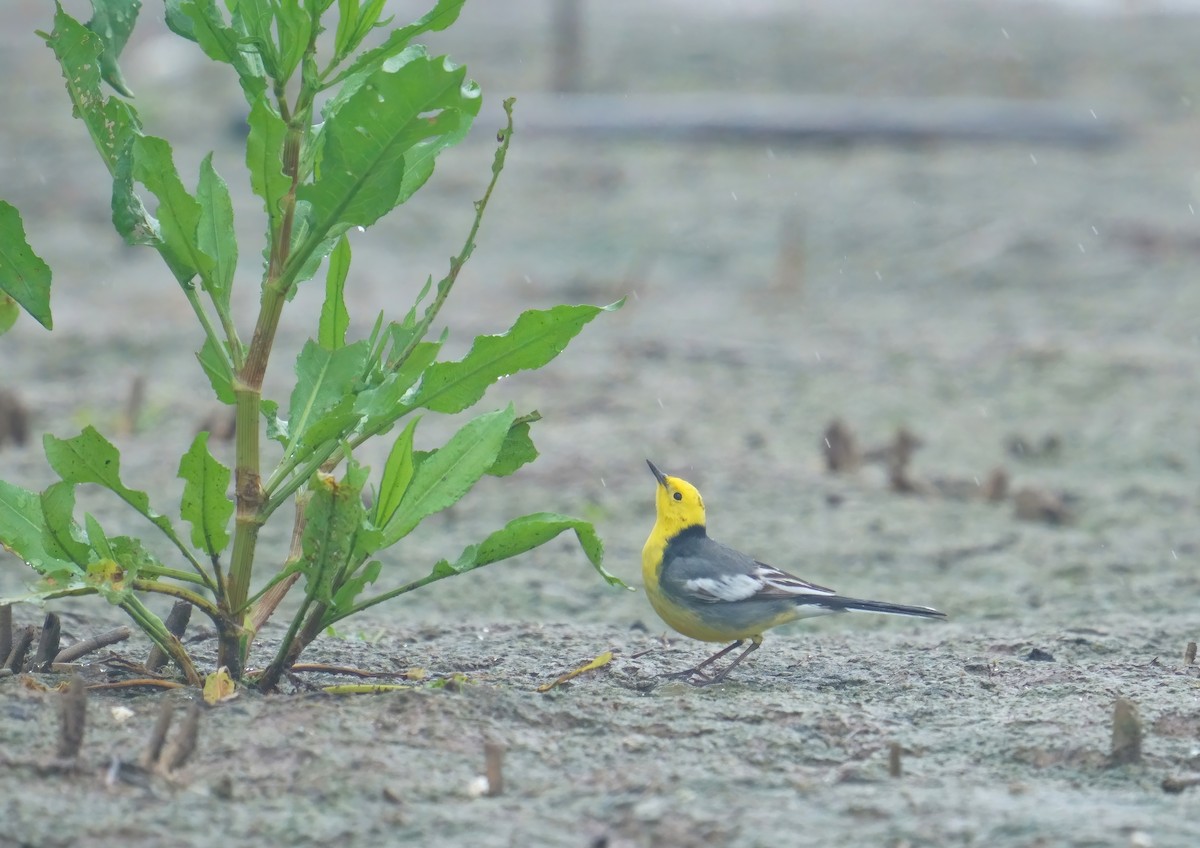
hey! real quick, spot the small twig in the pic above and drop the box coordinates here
[0,604,11,664]
[31,612,61,671]
[484,740,505,797]
[139,699,175,769]
[53,626,131,663]
[57,675,87,760]
[146,602,192,672]
[117,374,146,436]
[1163,775,1200,794]
[1110,698,1142,766]
[5,624,35,672]
[888,742,903,778]
[160,702,202,772]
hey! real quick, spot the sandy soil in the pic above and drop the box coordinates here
[3,0,1200,845]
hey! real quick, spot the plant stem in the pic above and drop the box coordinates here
[247,493,308,627]
[131,579,223,623]
[120,596,202,686]
[324,570,445,629]
[224,121,304,654]
[257,596,326,693]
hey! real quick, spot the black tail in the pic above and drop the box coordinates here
[819,596,947,619]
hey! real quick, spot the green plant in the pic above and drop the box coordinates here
[0,0,623,692]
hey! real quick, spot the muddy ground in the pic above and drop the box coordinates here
[4,0,1200,845]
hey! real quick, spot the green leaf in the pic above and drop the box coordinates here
[42,5,142,173]
[354,339,441,431]
[0,295,18,336]
[333,0,361,59]
[286,339,370,455]
[290,398,360,466]
[374,417,418,526]
[330,558,381,613]
[39,482,92,566]
[196,153,237,310]
[0,201,53,330]
[111,136,160,246]
[246,93,289,229]
[231,0,279,79]
[128,134,214,284]
[487,415,539,477]
[262,398,288,444]
[381,405,514,545]
[318,235,351,350]
[326,0,466,89]
[300,460,369,604]
[108,534,161,581]
[428,512,625,588]
[0,479,80,579]
[84,514,115,561]
[198,336,235,403]
[272,0,312,82]
[173,0,267,101]
[414,302,620,414]
[86,0,141,97]
[294,49,480,260]
[43,426,189,551]
[178,431,234,557]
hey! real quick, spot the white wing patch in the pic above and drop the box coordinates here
[752,562,838,598]
[685,574,763,602]
[684,563,839,603]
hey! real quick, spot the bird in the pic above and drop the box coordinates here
[641,460,946,685]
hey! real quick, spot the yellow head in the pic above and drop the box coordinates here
[646,460,706,538]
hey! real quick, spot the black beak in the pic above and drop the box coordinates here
[646,460,669,487]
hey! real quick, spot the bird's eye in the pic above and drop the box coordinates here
[673,491,683,501]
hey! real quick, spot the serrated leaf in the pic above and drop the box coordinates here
[294,49,480,259]
[374,417,418,527]
[319,235,351,350]
[330,558,381,613]
[178,431,234,557]
[128,134,214,284]
[286,339,370,456]
[196,153,236,309]
[272,0,311,81]
[39,482,92,566]
[174,0,267,101]
[198,336,235,403]
[326,0,466,89]
[0,201,53,330]
[381,406,514,545]
[246,93,289,228]
[43,426,188,551]
[42,6,142,173]
[0,479,80,579]
[231,0,279,79]
[487,417,538,477]
[354,339,441,432]
[414,302,619,414]
[428,512,624,588]
[291,399,360,465]
[86,0,141,97]
[300,462,369,604]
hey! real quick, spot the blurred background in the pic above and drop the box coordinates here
[3,0,1200,634]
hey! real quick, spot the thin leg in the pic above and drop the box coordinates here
[696,638,758,686]
[663,640,743,680]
